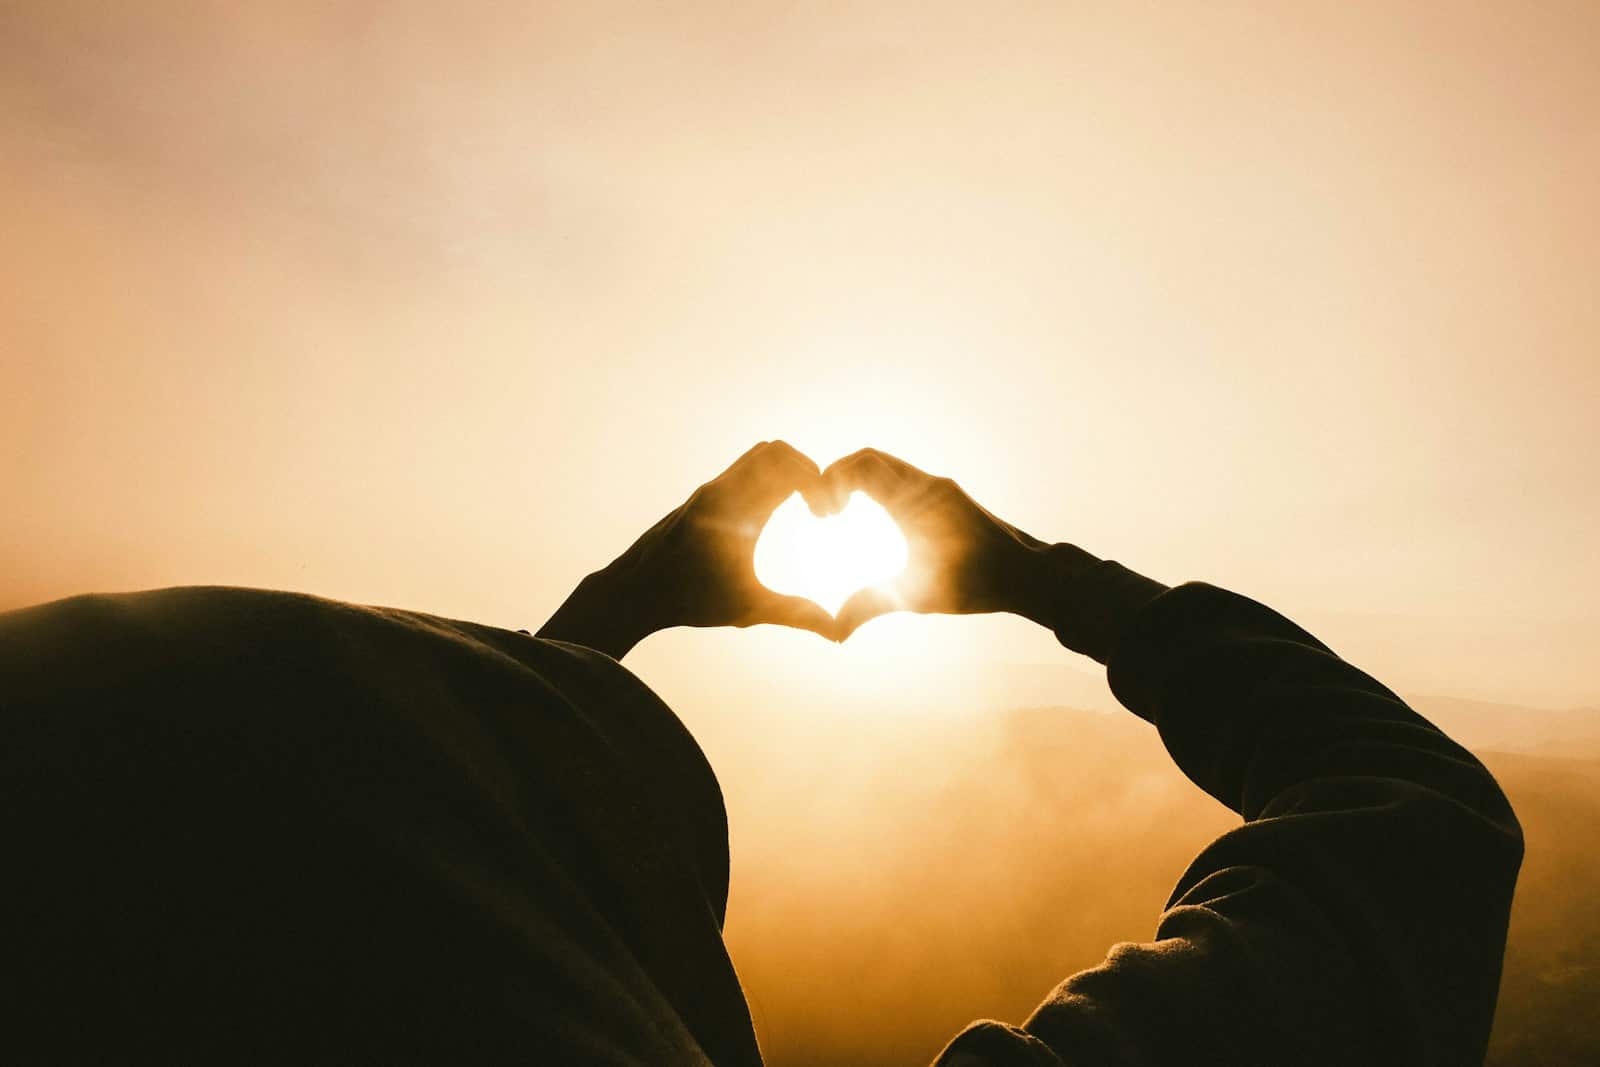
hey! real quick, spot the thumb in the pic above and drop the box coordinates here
[834,583,906,642]
[753,592,837,641]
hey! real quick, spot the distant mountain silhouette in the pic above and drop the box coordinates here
[1410,694,1600,759]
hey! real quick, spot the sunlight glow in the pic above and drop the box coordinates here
[753,491,908,616]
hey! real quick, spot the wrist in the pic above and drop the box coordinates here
[537,564,661,660]
[1006,541,1101,627]
[1009,543,1169,664]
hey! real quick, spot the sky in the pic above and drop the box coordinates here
[2,1,1597,708]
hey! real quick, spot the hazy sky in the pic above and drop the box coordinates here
[3,1,1597,706]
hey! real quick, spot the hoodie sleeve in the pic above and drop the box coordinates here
[935,570,1522,1067]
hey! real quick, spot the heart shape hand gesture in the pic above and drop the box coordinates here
[538,442,1047,657]
[752,489,908,617]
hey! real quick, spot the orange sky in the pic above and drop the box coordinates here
[3,2,1597,707]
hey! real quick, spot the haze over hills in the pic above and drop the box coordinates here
[1410,696,1600,760]
[691,696,1600,1067]
[1478,749,1600,1067]
[626,613,1600,1067]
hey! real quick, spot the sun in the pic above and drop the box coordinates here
[753,491,909,616]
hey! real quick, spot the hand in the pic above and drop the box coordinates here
[819,448,1047,640]
[538,441,837,657]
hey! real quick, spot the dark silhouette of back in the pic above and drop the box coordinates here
[2,588,757,1064]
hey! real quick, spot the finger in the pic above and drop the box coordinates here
[755,439,820,474]
[821,450,911,514]
[813,447,895,514]
[803,489,835,518]
[823,447,932,481]
[805,463,849,515]
[802,468,841,516]
[751,592,837,642]
[741,440,824,512]
[716,440,773,480]
[833,582,907,642]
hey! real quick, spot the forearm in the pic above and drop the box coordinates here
[1103,583,1517,824]
[535,565,659,660]
[1023,554,1516,827]
[1008,542,1169,664]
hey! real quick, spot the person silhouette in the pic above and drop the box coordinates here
[1,442,1520,1065]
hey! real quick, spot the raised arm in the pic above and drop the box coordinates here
[820,449,1523,1067]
